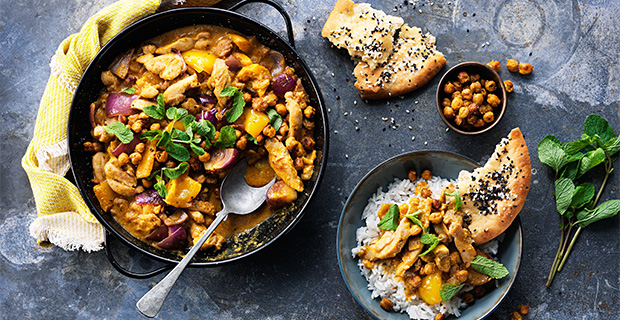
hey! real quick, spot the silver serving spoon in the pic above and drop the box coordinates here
[136,159,275,318]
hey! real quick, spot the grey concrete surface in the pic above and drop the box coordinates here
[0,0,618,319]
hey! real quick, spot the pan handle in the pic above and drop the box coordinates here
[229,0,296,48]
[104,231,173,279]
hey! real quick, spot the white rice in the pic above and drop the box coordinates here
[352,177,496,319]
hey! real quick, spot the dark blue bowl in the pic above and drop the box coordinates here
[337,150,522,320]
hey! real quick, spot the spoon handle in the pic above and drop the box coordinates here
[136,209,230,318]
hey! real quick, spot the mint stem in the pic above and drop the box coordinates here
[557,227,582,272]
[545,216,565,287]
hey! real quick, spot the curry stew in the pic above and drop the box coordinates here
[85,25,318,251]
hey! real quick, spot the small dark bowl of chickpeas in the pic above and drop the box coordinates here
[436,62,506,135]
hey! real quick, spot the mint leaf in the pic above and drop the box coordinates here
[184,114,196,128]
[563,138,591,155]
[603,136,620,156]
[172,128,191,142]
[570,183,595,210]
[214,126,237,148]
[192,119,216,141]
[190,142,205,155]
[141,130,162,141]
[419,233,440,257]
[377,204,400,231]
[584,114,615,145]
[144,105,164,120]
[165,142,190,162]
[154,176,168,199]
[405,209,424,229]
[121,87,135,94]
[266,108,283,131]
[157,130,171,147]
[246,134,258,145]
[471,255,509,279]
[219,86,239,97]
[162,162,189,180]
[445,191,462,211]
[576,199,620,228]
[440,283,464,301]
[166,107,188,122]
[103,122,134,144]
[555,178,575,215]
[560,161,579,180]
[577,148,606,178]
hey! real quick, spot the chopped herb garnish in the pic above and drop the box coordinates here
[377,204,400,231]
[214,126,237,148]
[219,86,246,123]
[121,87,135,94]
[471,255,509,279]
[419,233,440,257]
[153,176,168,199]
[103,122,133,144]
[266,108,283,131]
[440,283,464,301]
[405,209,424,229]
[143,93,166,120]
[445,191,462,211]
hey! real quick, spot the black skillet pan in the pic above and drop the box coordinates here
[67,0,328,278]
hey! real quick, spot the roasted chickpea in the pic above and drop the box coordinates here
[455,269,469,283]
[451,91,463,100]
[487,94,501,107]
[483,111,495,123]
[468,103,480,115]
[472,93,484,105]
[421,169,433,180]
[443,82,456,94]
[118,153,129,166]
[134,142,145,153]
[198,152,211,162]
[461,88,473,100]
[487,60,500,72]
[408,169,417,181]
[293,157,304,170]
[83,141,103,153]
[422,262,436,275]
[303,106,315,119]
[457,71,470,84]
[236,136,247,150]
[470,81,482,93]
[301,137,315,150]
[504,80,514,92]
[442,97,451,107]
[129,152,142,165]
[484,80,497,92]
[458,106,469,118]
[452,81,462,90]
[262,125,276,138]
[467,114,478,125]
[420,188,432,198]
[255,134,265,145]
[278,122,289,136]
[463,100,472,109]
[517,305,529,315]
[443,107,455,119]
[275,103,287,116]
[510,311,522,320]
[155,150,168,163]
[451,97,463,109]
[149,123,161,131]
[142,178,153,188]
[380,298,393,312]
[480,88,487,96]
[506,58,519,72]
[470,73,481,82]
[479,104,492,114]
[474,118,486,127]
[242,92,252,102]
[454,116,464,127]
[519,62,533,75]
[407,275,422,289]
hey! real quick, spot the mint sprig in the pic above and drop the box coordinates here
[219,86,246,123]
[418,233,440,257]
[377,204,400,231]
[471,255,509,279]
[103,122,133,144]
[143,94,166,120]
[440,283,464,301]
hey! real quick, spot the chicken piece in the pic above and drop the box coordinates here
[449,223,476,267]
[189,210,205,224]
[264,138,304,192]
[433,244,451,272]
[186,199,216,216]
[136,53,153,64]
[190,223,225,250]
[207,59,232,107]
[155,37,196,54]
[443,209,463,227]
[92,152,109,184]
[136,71,164,99]
[266,181,298,209]
[466,267,492,286]
[359,218,415,261]
[214,38,233,57]
[104,158,137,197]
[395,237,423,277]
[300,150,316,181]
[101,70,120,87]
[124,202,162,238]
[130,98,156,111]
[163,74,198,105]
[284,91,305,141]
[251,91,278,112]
[143,53,185,80]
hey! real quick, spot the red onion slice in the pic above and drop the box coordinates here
[157,225,187,250]
[225,54,242,72]
[197,108,218,124]
[109,49,134,79]
[271,73,295,97]
[111,135,140,157]
[163,209,189,226]
[203,148,240,172]
[135,188,165,205]
[146,225,168,241]
[106,92,137,117]
[260,50,285,76]
[198,94,217,105]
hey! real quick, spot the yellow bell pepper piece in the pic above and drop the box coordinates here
[237,64,271,97]
[165,120,185,132]
[182,49,217,74]
[233,52,253,67]
[93,181,117,211]
[237,108,270,138]
[136,140,157,179]
[164,173,202,207]
[228,34,251,53]
[418,272,443,305]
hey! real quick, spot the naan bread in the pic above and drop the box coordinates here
[321,0,446,99]
[457,128,531,244]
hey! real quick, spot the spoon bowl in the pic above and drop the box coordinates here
[136,159,275,317]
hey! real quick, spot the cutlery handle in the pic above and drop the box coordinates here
[136,209,230,318]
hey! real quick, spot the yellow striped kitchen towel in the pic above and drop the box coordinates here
[22,0,161,252]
